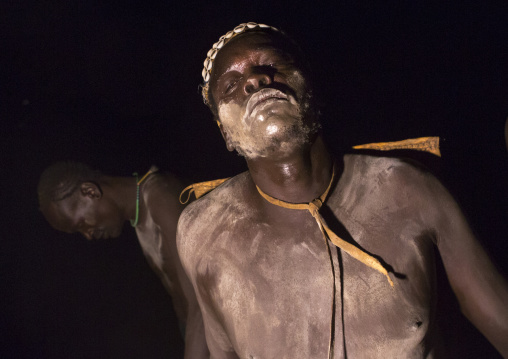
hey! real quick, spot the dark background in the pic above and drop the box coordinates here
[1,1,507,358]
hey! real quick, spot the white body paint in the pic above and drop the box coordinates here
[178,155,446,358]
[218,72,317,159]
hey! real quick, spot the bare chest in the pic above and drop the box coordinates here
[196,199,438,358]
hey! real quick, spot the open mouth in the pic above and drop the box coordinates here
[246,88,288,118]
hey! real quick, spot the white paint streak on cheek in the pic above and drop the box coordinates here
[218,99,267,158]
[218,100,246,131]
[287,70,305,98]
[216,82,314,159]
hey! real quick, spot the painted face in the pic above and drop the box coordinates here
[41,191,124,240]
[209,32,319,159]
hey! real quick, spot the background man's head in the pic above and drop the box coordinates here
[38,162,125,240]
[200,22,320,159]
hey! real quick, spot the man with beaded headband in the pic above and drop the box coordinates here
[38,162,209,358]
[177,22,508,358]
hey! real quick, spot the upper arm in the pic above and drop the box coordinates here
[149,175,184,237]
[176,203,240,359]
[176,207,197,285]
[416,170,508,356]
[148,181,213,358]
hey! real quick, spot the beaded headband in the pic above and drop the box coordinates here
[201,22,279,106]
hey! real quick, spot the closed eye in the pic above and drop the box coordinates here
[224,79,238,95]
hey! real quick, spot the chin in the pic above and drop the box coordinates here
[237,135,310,159]
[230,109,318,159]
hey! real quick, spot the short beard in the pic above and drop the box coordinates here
[233,117,321,159]
[219,88,321,159]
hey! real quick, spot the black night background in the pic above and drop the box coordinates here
[1,1,507,358]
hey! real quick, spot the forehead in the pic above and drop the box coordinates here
[210,31,301,82]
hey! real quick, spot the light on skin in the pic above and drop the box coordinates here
[208,31,331,205]
[175,28,508,359]
[217,85,312,159]
[211,32,320,160]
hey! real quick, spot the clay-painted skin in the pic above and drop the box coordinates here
[217,86,311,159]
[178,30,508,358]
[211,32,319,160]
[180,157,442,358]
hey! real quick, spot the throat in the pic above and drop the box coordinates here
[247,136,334,203]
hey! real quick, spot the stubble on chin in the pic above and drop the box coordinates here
[218,98,320,160]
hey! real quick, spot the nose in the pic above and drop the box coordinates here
[244,70,272,94]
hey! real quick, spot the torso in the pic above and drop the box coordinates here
[178,155,445,358]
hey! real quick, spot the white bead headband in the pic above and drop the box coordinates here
[201,22,279,106]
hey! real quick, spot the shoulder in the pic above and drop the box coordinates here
[176,172,252,264]
[178,171,252,233]
[342,154,439,190]
[338,154,463,244]
[343,153,428,177]
[142,171,185,225]
[143,171,183,198]
[340,154,450,215]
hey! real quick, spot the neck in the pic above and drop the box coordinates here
[246,136,334,203]
[101,175,139,223]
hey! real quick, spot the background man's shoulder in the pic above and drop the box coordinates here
[141,171,185,226]
[143,172,184,198]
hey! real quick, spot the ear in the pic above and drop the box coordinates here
[217,118,235,152]
[80,182,102,199]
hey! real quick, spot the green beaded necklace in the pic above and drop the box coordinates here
[130,169,155,227]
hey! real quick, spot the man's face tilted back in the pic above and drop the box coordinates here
[208,31,319,159]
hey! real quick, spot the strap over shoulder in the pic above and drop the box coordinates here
[353,136,441,157]
[179,136,441,204]
[179,178,230,204]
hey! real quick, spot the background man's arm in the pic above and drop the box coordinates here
[150,176,210,359]
[423,174,508,357]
